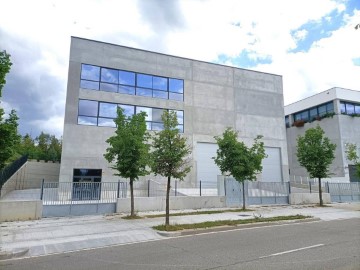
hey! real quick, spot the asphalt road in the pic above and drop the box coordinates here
[1,218,359,270]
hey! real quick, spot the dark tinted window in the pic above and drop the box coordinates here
[100,83,118,92]
[136,88,152,97]
[80,80,99,90]
[78,116,97,126]
[98,118,116,127]
[78,100,98,116]
[119,86,135,95]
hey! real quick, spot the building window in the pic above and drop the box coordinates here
[287,101,335,127]
[285,116,290,128]
[77,99,184,132]
[340,101,360,115]
[80,64,184,101]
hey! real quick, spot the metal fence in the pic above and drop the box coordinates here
[41,181,126,205]
[327,182,360,202]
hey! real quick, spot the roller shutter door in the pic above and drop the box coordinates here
[196,143,221,184]
[262,147,282,182]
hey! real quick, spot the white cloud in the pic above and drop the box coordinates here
[0,0,359,136]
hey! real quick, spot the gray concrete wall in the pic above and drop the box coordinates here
[1,161,60,198]
[289,193,331,205]
[0,200,42,222]
[286,115,360,180]
[116,196,226,213]
[60,37,289,185]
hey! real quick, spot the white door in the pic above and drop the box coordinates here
[196,143,221,184]
[262,147,282,182]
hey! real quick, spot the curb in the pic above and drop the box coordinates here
[156,218,320,237]
[0,248,29,261]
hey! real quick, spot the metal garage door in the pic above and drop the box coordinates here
[196,143,221,183]
[262,147,282,182]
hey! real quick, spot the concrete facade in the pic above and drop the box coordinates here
[0,200,42,222]
[285,88,360,182]
[60,37,289,186]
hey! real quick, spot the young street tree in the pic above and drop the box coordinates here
[296,125,336,206]
[150,110,191,226]
[345,143,360,179]
[104,108,150,217]
[214,128,266,210]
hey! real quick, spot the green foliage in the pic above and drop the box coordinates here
[150,110,191,225]
[214,128,266,210]
[345,143,360,178]
[150,110,191,180]
[16,132,62,162]
[104,108,150,180]
[104,108,150,216]
[214,128,266,182]
[0,109,21,170]
[296,126,336,179]
[296,125,336,206]
[0,50,12,97]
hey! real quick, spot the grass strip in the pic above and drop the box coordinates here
[145,208,252,218]
[122,215,143,220]
[153,214,311,231]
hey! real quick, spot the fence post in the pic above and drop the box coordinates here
[224,179,226,196]
[175,181,177,196]
[200,181,202,196]
[309,182,312,193]
[117,180,121,198]
[148,180,150,197]
[288,181,291,194]
[326,182,330,194]
[40,179,45,200]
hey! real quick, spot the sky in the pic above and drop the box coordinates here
[0,0,359,139]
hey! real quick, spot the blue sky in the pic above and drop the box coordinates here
[0,0,359,138]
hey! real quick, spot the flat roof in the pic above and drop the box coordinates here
[284,87,360,115]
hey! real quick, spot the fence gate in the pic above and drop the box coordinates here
[225,178,244,207]
[225,179,289,207]
[327,182,360,202]
[42,182,126,217]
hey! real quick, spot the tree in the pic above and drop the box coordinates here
[214,128,266,210]
[0,50,12,97]
[296,125,336,206]
[18,134,37,159]
[104,108,150,217]
[0,109,21,169]
[345,143,360,179]
[150,110,191,225]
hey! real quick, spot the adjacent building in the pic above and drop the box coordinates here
[285,87,360,182]
[59,37,289,187]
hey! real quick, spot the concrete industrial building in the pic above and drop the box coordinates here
[285,87,360,182]
[59,37,289,187]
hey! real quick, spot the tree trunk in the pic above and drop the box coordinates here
[165,176,171,225]
[318,177,323,206]
[242,181,246,210]
[130,178,135,216]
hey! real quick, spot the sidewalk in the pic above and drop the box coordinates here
[1,203,359,260]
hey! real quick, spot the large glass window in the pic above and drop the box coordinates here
[78,100,98,117]
[119,71,135,86]
[80,64,184,101]
[153,76,168,90]
[137,74,152,88]
[99,102,117,118]
[78,99,184,132]
[340,101,360,115]
[81,64,100,81]
[101,68,118,84]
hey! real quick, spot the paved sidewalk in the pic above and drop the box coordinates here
[1,203,359,260]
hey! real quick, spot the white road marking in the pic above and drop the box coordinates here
[259,244,325,259]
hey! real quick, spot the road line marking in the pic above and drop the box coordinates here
[259,244,324,259]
